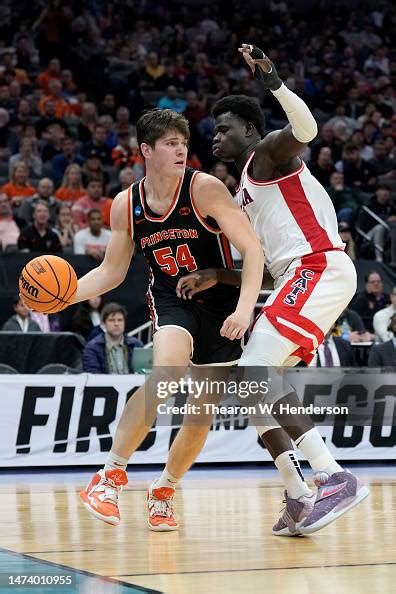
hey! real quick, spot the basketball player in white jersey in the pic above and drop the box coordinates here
[148,45,369,536]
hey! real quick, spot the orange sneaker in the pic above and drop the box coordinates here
[147,483,179,531]
[79,468,128,526]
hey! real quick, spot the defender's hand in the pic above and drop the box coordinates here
[220,309,250,341]
[176,268,218,300]
[238,44,282,91]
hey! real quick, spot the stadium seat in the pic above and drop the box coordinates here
[37,363,81,374]
[0,363,19,374]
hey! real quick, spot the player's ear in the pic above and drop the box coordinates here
[140,142,152,159]
[245,122,255,137]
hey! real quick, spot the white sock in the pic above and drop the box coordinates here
[295,428,343,476]
[153,468,179,490]
[274,450,312,499]
[104,451,128,472]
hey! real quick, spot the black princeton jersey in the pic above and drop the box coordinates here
[128,167,239,305]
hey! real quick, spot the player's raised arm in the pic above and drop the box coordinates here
[239,43,317,165]
[193,173,264,339]
[72,190,135,304]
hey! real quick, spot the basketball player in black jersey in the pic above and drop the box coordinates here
[76,108,263,527]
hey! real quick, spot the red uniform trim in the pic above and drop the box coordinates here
[245,151,304,186]
[277,174,334,253]
[251,252,328,364]
[219,233,234,269]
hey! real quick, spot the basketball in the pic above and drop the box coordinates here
[19,255,78,313]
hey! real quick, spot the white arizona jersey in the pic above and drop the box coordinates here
[235,152,344,279]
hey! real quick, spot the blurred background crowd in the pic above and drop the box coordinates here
[0,0,395,371]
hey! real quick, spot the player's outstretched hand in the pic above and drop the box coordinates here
[220,309,251,341]
[238,44,282,91]
[176,268,218,300]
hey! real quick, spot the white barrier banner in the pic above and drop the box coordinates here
[0,372,395,467]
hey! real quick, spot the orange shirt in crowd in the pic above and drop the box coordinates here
[72,195,113,229]
[38,95,72,118]
[55,187,87,203]
[2,183,36,201]
[36,71,62,94]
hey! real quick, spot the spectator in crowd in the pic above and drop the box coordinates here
[82,124,112,165]
[326,172,360,225]
[357,185,393,262]
[373,286,396,342]
[37,58,62,94]
[35,100,68,138]
[335,143,377,191]
[77,102,98,143]
[100,94,117,119]
[18,200,62,253]
[0,107,18,160]
[158,85,187,113]
[308,147,334,187]
[51,136,84,183]
[115,106,135,138]
[309,325,356,367]
[73,208,111,261]
[81,151,110,192]
[72,179,112,229]
[54,203,77,251]
[211,161,237,193]
[38,79,72,119]
[111,132,143,168]
[71,295,104,340]
[98,114,117,150]
[9,138,43,177]
[368,313,396,367]
[2,162,36,206]
[18,177,58,226]
[41,123,65,163]
[0,192,20,250]
[338,221,357,261]
[2,296,41,332]
[29,310,61,333]
[370,139,395,180]
[350,271,390,333]
[82,302,143,373]
[55,164,86,203]
[109,167,135,196]
[142,52,165,89]
[310,124,344,162]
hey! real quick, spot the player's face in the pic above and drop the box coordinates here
[213,113,248,162]
[147,131,188,174]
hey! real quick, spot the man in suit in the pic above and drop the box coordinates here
[309,324,356,367]
[368,313,396,367]
[82,302,143,373]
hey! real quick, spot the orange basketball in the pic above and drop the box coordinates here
[19,255,78,313]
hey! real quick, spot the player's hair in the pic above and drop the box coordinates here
[101,302,127,323]
[136,108,190,154]
[212,95,266,137]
